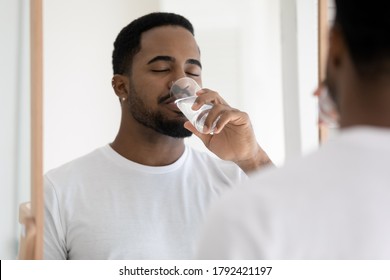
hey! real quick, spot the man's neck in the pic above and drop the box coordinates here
[111,124,186,167]
[340,83,390,128]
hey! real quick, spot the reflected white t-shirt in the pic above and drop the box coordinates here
[44,145,246,259]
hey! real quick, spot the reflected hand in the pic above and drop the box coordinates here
[184,89,272,173]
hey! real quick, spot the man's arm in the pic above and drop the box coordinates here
[234,144,273,174]
[44,177,68,259]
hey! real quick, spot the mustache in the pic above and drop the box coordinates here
[158,93,175,104]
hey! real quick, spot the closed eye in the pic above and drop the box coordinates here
[152,69,169,73]
[186,72,200,77]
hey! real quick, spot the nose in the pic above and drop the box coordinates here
[168,74,187,91]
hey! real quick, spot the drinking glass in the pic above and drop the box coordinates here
[170,77,219,134]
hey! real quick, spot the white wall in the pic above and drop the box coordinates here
[281,0,319,160]
[43,0,160,172]
[0,0,19,259]
[0,0,31,259]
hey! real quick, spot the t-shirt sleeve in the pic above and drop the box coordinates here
[44,175,67,259]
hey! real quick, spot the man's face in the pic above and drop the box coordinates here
[126,26,202,138]
[324,24,346,111]
[325,59,338,108]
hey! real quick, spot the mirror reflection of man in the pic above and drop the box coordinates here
[44,12,271,260]
[197,0,390,259]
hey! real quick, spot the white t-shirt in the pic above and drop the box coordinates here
[197,126,390,259]
[44,145,246,259]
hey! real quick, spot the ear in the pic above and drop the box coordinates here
[327,24,347,71]
[111,74,129,101]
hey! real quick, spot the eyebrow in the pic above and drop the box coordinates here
[147,56,173,64]
[187,58,202,69]
[147,56,202,69]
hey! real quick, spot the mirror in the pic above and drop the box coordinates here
[43,0,320,173]
[1,0,331,259]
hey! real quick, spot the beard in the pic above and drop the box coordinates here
[325,62,339,108]
[127,83,192,138]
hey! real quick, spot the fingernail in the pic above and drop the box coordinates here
[192,102,199,110]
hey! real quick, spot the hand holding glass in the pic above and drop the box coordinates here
[317,85,339,128]
[170,77,220,134]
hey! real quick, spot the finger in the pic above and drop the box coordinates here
[192,89,227,110]
[201,104,230,133]
[212,110,249,134]
[313,83,325,97]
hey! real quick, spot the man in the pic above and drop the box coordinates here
[197,0,390,259]
[44,12,271,259]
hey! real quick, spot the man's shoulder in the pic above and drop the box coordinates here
[45,145,107,180]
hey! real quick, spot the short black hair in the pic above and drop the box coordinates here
[335,0,390,77]
[112,12,194,75]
